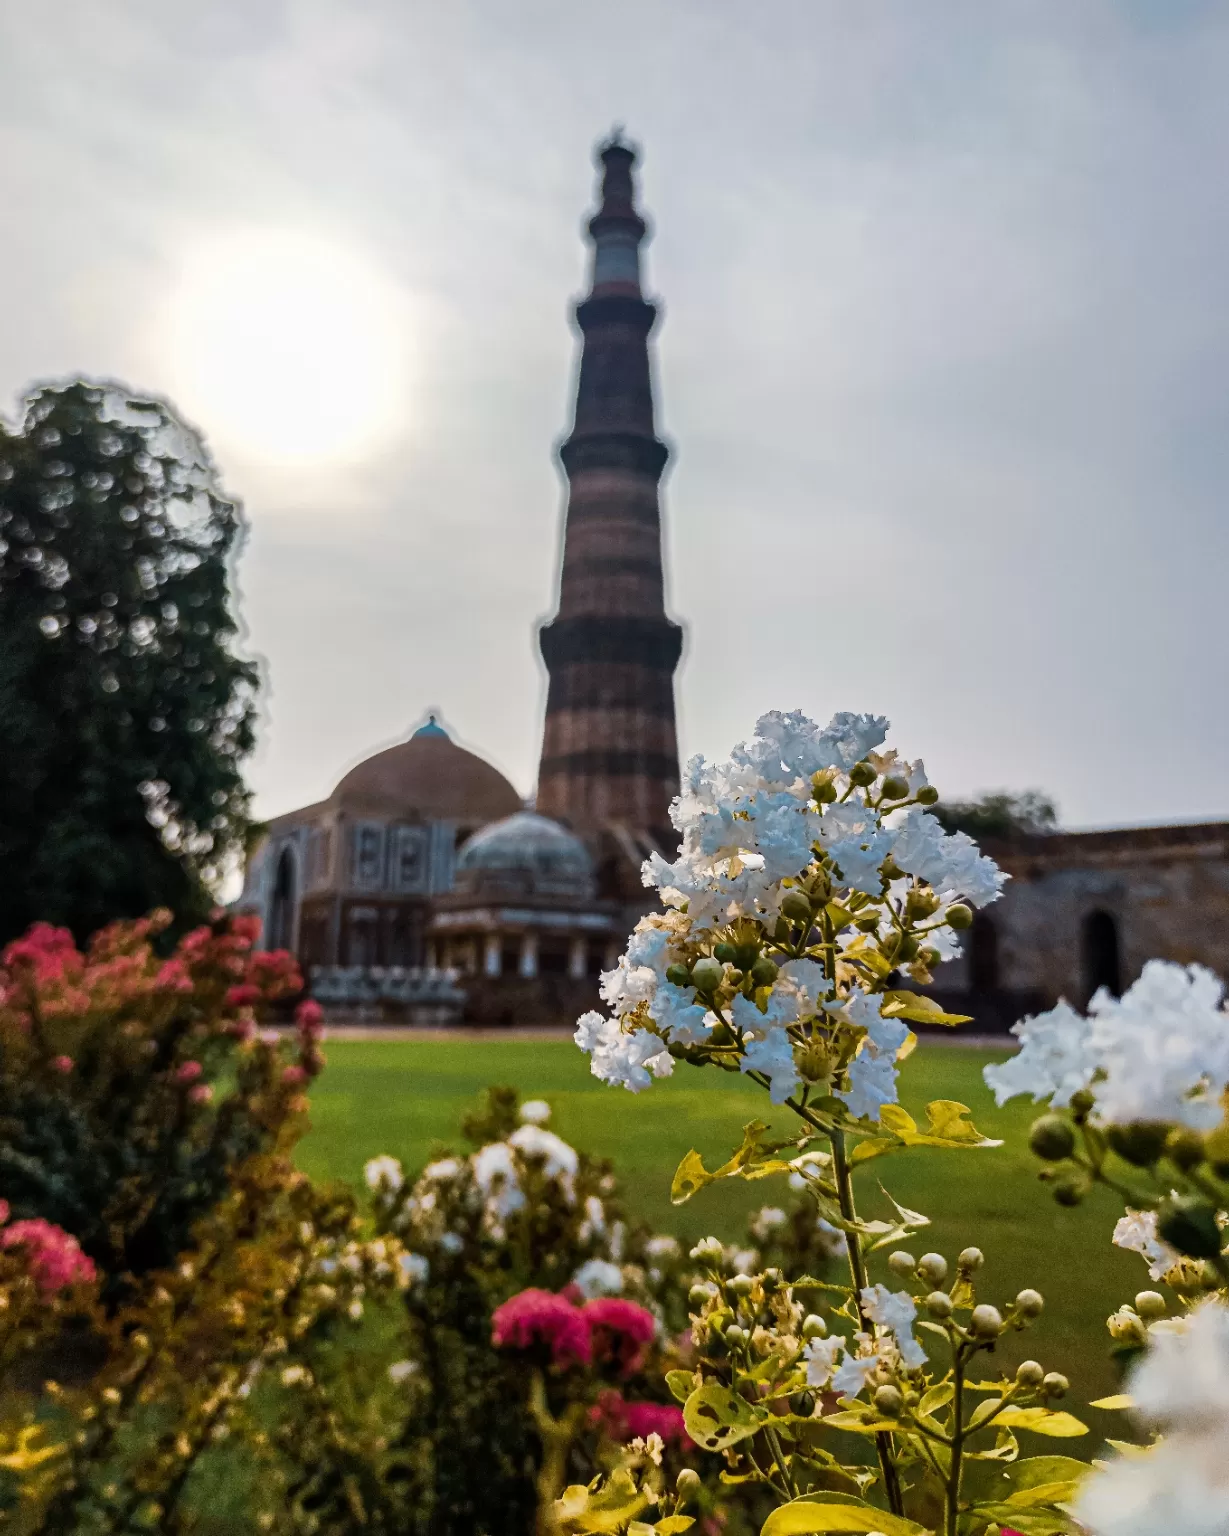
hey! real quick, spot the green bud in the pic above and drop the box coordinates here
[924,1291,953,1320]
[916,785,940,805]
[690,1236,725,1264]
[761,1267,784,1289]
[724,1324,747,1347]
[855,915,881,932]
[676,1468,702,1501]
[945,903,973,931]
[812,773,838,804]
[801,1314,827,1340]
[690,957,724,993]
[887,1250,916,1277]
[730,1273,755,1297]
[1069,1087,1096,1121]
[1106,1121,1171,1169]
[881,776,909,802]
[1015,1359,1045,1388]
[917,1253,948,1286]
[665,964,692,988]
[1042,1371,1068,1398]
[1015,1288,1045,1319]
[1157,1197,1223,1260]
[1107,1307,1147,1346]
[906,887,942,921]
[849,760,878,787]
[780,890,813,925]
[872,1384,904,1416]
[958,1247,985,1272]
[919,947,942,969]
[714,942,738,964]
[750,956,779,987]
[1135,1290,1167,1319]
[1052,1174,1086,1207]
[969,1304,1004,1339]
[1167,1127,1206,1172]
[881,856,904,882]
[688,1283,714,1308]
[1029,1114,1076,1162]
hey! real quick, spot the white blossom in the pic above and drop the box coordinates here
[398,1252,429,1286]
[645,1234,680,1260]
[831,1339,882,1399]
[578,1195,606,1242]
[518,1099,551,1124]
[1113,1209,1183,1283]
[740,1030,801,1105]
[439,1231,464,1255]
[803,1334,845,1388]
[833,988,909,1122]
[572,1257,624,1298]
[861,1285,927,1369]
[818,800,897,896]
[363,1154,403,1193]
[983,999,1095,1108]
[508,1124,579,1199]
[471,1141,525,1220]
[890,807,1005,908]
[387,1359,419,1384]
[749,1206,788,1241]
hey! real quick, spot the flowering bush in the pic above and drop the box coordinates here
[565,710,1084,1536]
[0,910,318,1283]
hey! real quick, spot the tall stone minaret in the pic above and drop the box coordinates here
[536,135,682,863]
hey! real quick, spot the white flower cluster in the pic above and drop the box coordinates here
[575,709,1003,1115]
[1077,1301,1229,1536]
[802,1285,927,1396]
[1113,1209,1184,1283]
[985,961,1229,1129]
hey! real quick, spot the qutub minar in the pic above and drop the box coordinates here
[241,136,1229,1025]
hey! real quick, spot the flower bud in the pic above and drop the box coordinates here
[730,1273,755,1297]
[855,915,881,933]
[762,1267,784,1289]
[873,1384,904,1416]
[1015,1289,1045,1319]
[676,1468,702,1500]
[1135,1290,1167,1319]
[1052,1174,1087,1207]
[1166,1128,1205,1172]
[1029,1114,1076,1162]
[849,761,877,787]
[916,785,940,806]
[906,887,942,921]
[917,1253,948,1286]
[750,956,779,987]
[690,1236,725,1264]
[1042,1371,1068,1398]
[665,964,692,987]
[1069,1087,1096,1121]
[1015,1360,1045,1388]
[1107,1307,1147,1346]
[801,1314,827,1340]
[1157,1198,1223,1260]
[724,1324,747,1347]
[945,903,973,930]
[969,1304,1003,1339]
[690,957,725,994]
[924,1291,953,1320]
[1106,1121,1171,1169]
[780,891,813,925]
[881,777,909,802]
[957,1247,984,1272]
[714,942,738,964]
[812,773,838,804]
[689,1283,716,1308]
[888,1250,916,1277]
[798,1042,834,1084]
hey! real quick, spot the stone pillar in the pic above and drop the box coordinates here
[484,933,502,977]
[568,936,586,979]
[519,932,539,979]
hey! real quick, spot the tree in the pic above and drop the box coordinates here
[0,381,258,940]
[933,789,1058,842]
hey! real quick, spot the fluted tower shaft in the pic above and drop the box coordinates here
[537,139,682,847]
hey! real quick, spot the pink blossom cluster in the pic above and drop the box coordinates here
[590,1388,689,1446]
[0,1202,96,1293]
[491,1288,657,1375]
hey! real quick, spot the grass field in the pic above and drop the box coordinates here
[295,1036,1145,1444]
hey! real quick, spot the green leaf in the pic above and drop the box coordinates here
[849,1101,1000,1165]
[761,1496,930,1536]
[881,990,973,1026]
[683,1384,765,1451]
[1089,1393,1133,1411]
[970,1504,1082,1535]
[994,1407,1088,1438]
[1004,1455,1091,1492]
[556,1470,651,1533]
[670,1121,800,1204]
[665,1370,694,1404]
[917,1381,954,1418]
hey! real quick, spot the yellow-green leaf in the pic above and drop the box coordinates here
[881,990,972,1027]
[994,1407,1088,1438]
[1090,1394,1134,1411]
[651,1520,696,1535]
[683,1384,764,1451]
[971,1504,1082,1535]
[670,1121,801,1204]
[761,1497,929,1536]
[665,1370,694,1404]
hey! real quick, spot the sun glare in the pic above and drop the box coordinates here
[166,230,410,465]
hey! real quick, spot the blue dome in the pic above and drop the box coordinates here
[412,714,449,740]
[455,813,594,901]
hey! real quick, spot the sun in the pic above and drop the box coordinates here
[166,229,410,465]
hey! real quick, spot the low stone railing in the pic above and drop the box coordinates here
[307,965,466,1024]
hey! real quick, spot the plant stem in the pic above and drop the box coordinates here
[945,1344,967,1536]
[830,1128,904,1519]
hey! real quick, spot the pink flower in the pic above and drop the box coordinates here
[591,1390,690,1445]
[154,958,193,993]
[584,1298,657,1375]
[187,1083,214,1106]
[0,1219,96,1292]
[282,1065,308,1086]
[174,1060,203,1085]
[492,1289,592,1367]
[0,1200,9,1226]
[225,983,261,1008]
[50,1055,73,1074]
[295,999,323,1029]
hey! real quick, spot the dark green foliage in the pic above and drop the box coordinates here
[0,381,258,941]
[933,790,1058,843]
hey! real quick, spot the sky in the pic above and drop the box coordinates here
[2,0,1228,830]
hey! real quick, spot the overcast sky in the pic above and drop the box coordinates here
[3,0,1227,829]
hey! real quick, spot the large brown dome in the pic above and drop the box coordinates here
[330,719,522,823]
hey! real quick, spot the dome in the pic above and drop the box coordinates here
[455,812,595,901]
[331,721,522,824]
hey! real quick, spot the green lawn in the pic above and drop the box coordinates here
[295,1037,1144,1443]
